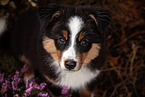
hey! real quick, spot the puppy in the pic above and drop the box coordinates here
[11,4,111,97]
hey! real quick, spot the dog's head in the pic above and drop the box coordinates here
[40,4,111,71]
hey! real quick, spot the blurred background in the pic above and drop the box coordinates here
[0,0,145,97]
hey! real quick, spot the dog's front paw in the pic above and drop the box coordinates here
[22,64,35,83]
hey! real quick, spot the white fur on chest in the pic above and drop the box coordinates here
[56,66,100,90]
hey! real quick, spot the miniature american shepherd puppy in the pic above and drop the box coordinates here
[11,4,111,97]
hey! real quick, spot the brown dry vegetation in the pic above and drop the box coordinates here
[0,0,145,97]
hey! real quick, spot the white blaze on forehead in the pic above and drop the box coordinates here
[68,16,84,36]
[60,16,84,69]
[68,16,84,48]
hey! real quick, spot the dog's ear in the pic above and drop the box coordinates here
[89,7,112,36]
[39,4,64,31]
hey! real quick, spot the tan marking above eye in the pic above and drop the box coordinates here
[62,30,68,40]
[78,32,86,41]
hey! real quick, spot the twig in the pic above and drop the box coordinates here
[110,79,128,97]
[130,42,139,76]
[103,90,107,97]
[114,31,145,47]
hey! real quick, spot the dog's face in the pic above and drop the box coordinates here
[40,4,111,72]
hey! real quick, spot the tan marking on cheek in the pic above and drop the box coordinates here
[62,30,68,40]
[77,52,83,70]
[83,43,101,64]
[20,55,31,65]
[43,36,62,62]
[78,32,85,41]
[77,52,88,68]
[57,50,63,68]
[82,53,88,61]
[57,50,62,60]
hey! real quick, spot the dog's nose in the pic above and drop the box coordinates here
[65,60,76,70]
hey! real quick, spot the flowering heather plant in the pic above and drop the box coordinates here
[61,87,72,97]
[0,64,72,97]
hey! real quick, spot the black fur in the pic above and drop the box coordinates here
[11,4,111,96]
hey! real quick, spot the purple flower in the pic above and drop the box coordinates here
[40,83,47,90]
[37,92,49,97]
[8,74,12,80]
[13,71,19,81]
[12,81,17,91]
[11,71,23,92]
[0,73,4,83]
[25,79,29,88]
[25,81,34,94]
[25,86,33,93]
[1,80,11,94]
[61,87,72,97]
[24,80,48,96]
[5,80,10,85]
[29,81,33,87]
[24,92,28,97]
[1,83,7,94]
[21,64,29,73]
[33,84,40,90]
[61,87,69,94]
[12,80,21,91]
[0,65,53,97]
[13,94,19,97]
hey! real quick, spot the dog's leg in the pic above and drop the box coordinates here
[20,55,35,82]
[80,88,95,97]
[23,64,35,82]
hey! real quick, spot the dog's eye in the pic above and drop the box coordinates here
[57,37,66,44]
[80,39,89,46]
